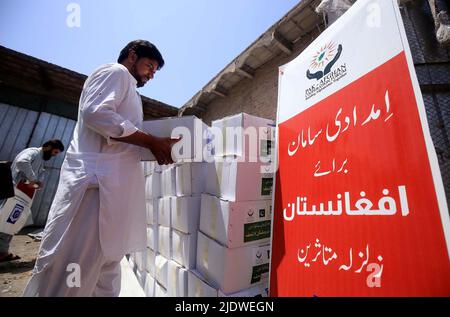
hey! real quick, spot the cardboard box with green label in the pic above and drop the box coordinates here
[196,231,270,294]
[205,158,274,201]
[200,194,272,248]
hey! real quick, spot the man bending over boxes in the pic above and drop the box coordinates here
[23,40,180,297]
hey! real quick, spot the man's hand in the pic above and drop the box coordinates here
[27,181,42,189]
[111,130,182,165]
[146,135,182,165]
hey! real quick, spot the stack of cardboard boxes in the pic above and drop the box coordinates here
[138,115,209,297]
[129,113,274,297]
[192,113,274,297]
[128,160,161,294]
[168,162,208,296]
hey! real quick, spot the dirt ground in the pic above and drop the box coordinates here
[0,227,42,297]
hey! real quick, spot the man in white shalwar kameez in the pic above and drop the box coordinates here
[23,40,178,297]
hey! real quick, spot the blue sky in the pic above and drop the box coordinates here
[0,0,300,108]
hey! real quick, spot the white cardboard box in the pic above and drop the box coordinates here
[135,269,146,290]
[171,229,197,269]
[200,194,272,248]
[155,281,168,297]
[128,253,135,264]
[196,231,271,294]
[146,199,158,225]
[142,161,162,176]
[146,248,156,277]
[205,158,274,201]
[171,196,201,234]
[135,250,147,273]
[205,161,226,197]
[210,113,275,159]
[144,274,156,297]
[145,173,162,199]
[175,163,207,196]
[158,225,171,259]
[161,167,176,197]
[141,162,150,176]
[167,260,188,297]
[218,281,269,297]
[140,116,209,162]
[140,118,170,161]
[158,197,171,227]
[130,253,138,273]
[148,162,162,174]
[155,254,169,289]
[187,270,218,297]
[128,255,136,273]
[160,164,173,172]
[146,225,158,252]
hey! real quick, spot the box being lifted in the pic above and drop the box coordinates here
[141,116,209,162]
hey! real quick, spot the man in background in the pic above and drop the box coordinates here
[0,140,64,262]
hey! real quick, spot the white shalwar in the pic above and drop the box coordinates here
[23,63,147,297]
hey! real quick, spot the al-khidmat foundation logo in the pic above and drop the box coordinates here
[305,42,347,100]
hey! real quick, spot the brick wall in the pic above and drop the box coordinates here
[199,28,323,125]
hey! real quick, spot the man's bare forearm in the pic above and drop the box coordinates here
[111,130,156,148]
[111,130,179,165]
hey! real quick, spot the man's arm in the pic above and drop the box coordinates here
[81,66,180,165]
[81,67,139,145]
[111,130,180,165]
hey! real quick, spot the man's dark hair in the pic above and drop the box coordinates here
[117,40,165,70]
[43,139,65,152]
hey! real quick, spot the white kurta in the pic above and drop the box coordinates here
[24,188,122,297]
[24,63,147,296]
[11,147,46,185]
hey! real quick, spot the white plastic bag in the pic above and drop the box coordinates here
[0,184,34,235]
[436,11,450,45]
[316,0,354,25]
